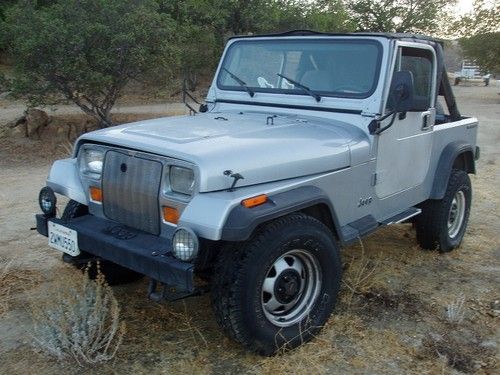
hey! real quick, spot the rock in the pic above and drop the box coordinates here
[56,125,67,136]
[6,122,27,138]
[25,108,49,138]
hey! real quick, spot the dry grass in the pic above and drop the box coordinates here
[342,238,381,305]
[252,341,333,374]
[0,258,42,315]
[155,351,213,375]
[421,330,497,373]
[0,259,14,315]
[29,267,125,366]
[446,294,466,324]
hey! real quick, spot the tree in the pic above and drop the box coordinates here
[0,0,18,21]
[347,0,453,34]
[305,0,356,32]
[452,0,500,73]
[460,32,500,73]
[156,0,354,90]
[4,0,178,127]
[451,0,499,36]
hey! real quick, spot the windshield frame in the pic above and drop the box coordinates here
[216,38,384,100]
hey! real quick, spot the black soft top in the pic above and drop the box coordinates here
[229,29,443,46]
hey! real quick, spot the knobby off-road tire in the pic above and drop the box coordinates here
[211,213,342,355]
[416,169,472,252]
[61,200,143,285]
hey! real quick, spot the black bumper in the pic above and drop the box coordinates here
[36,214,194,292]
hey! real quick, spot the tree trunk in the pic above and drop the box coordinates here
[96,107,113,128]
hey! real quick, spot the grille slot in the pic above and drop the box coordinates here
[102,151,162,235]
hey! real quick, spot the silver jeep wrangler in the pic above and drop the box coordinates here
[35,31,479,355]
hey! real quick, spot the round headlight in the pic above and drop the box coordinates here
[39,186,57,216]
[172,228,199,261]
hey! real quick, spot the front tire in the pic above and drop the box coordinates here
[416,169,472,252]
[211,213,342,355]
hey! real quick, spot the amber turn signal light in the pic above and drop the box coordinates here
[163,206,180,224]
[241,194,268,208]
[89,186,102,202]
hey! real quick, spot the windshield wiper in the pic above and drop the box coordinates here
[277,73,321,102]
[222,68,255,97]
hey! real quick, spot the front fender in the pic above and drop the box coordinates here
[220,186,341,242]
[179,180,342,242]
[46,158,87,205]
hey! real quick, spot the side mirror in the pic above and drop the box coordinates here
[389,71,414,113]
[368,71,416,135]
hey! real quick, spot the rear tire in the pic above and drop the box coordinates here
[61,200,143,285]
[416,169,472,252]
[211,213,342,355]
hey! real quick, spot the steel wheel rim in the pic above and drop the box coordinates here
[261,249,322,327]
[448,190,466,238]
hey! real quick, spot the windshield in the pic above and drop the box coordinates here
[217,38,382,99]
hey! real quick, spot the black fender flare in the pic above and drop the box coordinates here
[220,186,342,242]
[430,141,476,200]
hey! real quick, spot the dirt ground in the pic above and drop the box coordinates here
[0,85,499,374]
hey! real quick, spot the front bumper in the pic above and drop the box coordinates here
[36,214,194,292]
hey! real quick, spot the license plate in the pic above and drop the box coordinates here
[48,222,80,256]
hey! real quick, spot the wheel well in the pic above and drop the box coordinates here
[300,203,339,240]
[453,151,475,174]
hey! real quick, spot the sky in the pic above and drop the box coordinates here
[456,0,474,14]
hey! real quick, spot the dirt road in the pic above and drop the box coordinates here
[0,100,188,125]
[0,86,498,374]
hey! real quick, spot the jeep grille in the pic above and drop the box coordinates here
[102,150,162,235]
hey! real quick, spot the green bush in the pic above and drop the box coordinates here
[4,0,178,127]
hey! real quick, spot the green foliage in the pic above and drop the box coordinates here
[452,0,500,73]
[460,32,500,73]
[0,0,17,50]
[4,0,177,126]
[156,0,356,81]
[2,0,358,122]
[255,0,355,34]
[347,0,453,33]
[0,0,18,21]
[451,0,500,37]
[306,0,356,33]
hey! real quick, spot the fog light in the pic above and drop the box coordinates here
[172,228,199,261]
[39,186,57,216]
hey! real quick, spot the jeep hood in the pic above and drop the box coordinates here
[78,111,369,192]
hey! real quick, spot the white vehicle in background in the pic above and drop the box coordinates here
[454,60,490,86]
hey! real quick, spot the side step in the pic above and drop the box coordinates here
[341,215,379,244]
[381,207,421,225]
[340,208,422,245]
